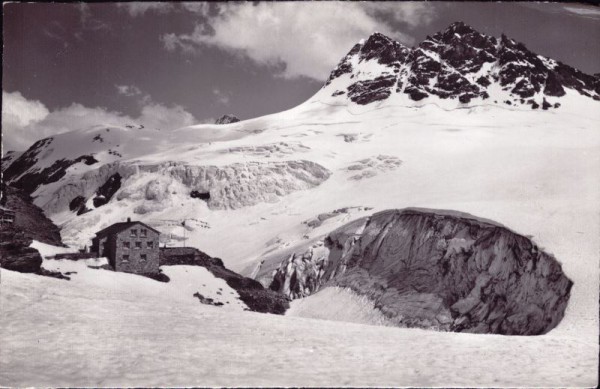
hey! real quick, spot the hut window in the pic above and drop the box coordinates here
[140,254,147,261]
[140,229,147,237]
[122,255,130,261]
[123,241,130,249]
[147,241,154,249]
[130,229,138,237]
[135,241,142,249]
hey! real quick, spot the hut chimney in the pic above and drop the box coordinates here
[127,217,131,223]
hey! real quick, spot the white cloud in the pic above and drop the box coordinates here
[180,2,210,15]
[563,5,600,19]
[2,91,50,128]
[2,91,50,152]
[363,2,437,28]
[212,89,230,105]
[162,2,436,80]
[116,84,143,97]
[2,90,197,153]
[137,103,196,131]
[116,2,174,17]
[115,84,153,106]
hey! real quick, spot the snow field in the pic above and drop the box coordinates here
[1,86,597,386]
[0,267,595,387]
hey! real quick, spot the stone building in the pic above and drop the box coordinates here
[91,218,160,274]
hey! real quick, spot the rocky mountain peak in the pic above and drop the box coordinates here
[322,22,600,107]
[447,21,476,33]
[498,33,531,55]
[359,32,410,65]
[215,114,240,125]
[427,22,497,54]
[434,21,481,42]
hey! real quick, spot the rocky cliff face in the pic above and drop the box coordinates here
[267,208,572,335]
[323,22,600,107]
[0,184,63,246]
[0,184,64,273]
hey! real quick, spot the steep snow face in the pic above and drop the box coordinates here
[317,22,600,108]
[263,208,572,335]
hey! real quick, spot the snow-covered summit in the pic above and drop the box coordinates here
[320,22,600,107]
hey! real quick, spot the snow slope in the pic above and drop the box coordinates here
[0,266,596,387]
[1,94,597,385]
[287,286,395,327]
[31,240,248,311]
[1,25,599,386]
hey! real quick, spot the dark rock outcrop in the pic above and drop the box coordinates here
[69,196,90,215]
[1,151,23,172]
[215,114,240,125]
[347,75,397,105]
[0,229,43,272]
[93,173,121,208]
[160,247,289,314]
[1,184,63,246]
[190,190,210,201]
[267,208,572,335]
[194,292,224,306]
[0,184,65,273]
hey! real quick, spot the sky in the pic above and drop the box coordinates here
[2,1,600,152]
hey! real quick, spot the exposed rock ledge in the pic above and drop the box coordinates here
[267,208,572,335]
